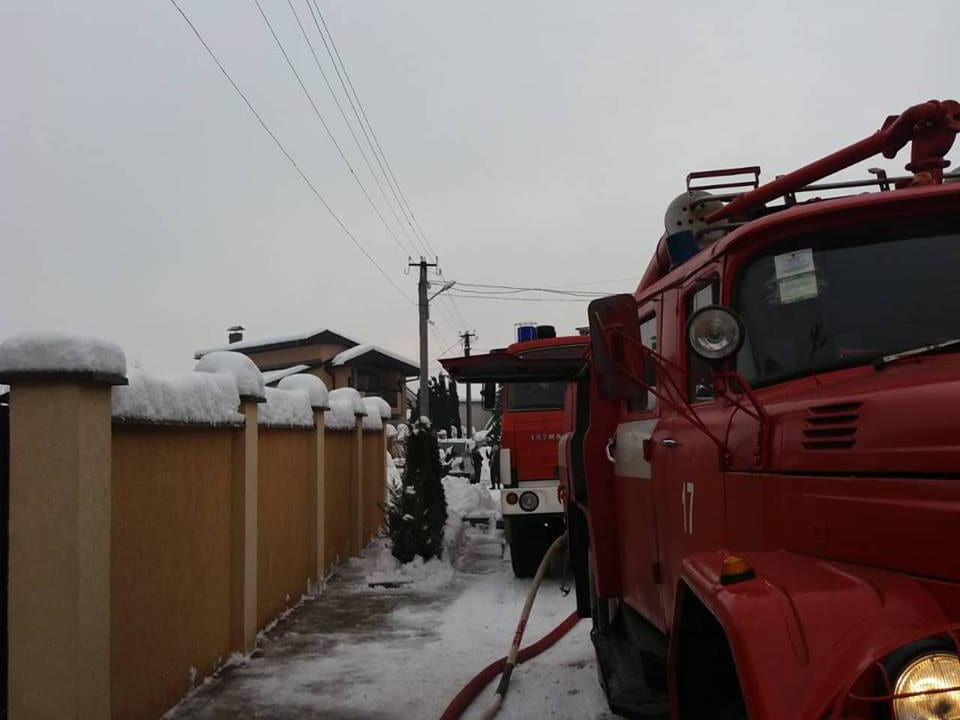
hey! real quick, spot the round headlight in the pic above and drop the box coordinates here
[686,306,745,362]
[519,491,539,512]
[893,652,960,719]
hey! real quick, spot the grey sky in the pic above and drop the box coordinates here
[3,1,958,375]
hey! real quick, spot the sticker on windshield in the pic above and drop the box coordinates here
[774,248,818,304]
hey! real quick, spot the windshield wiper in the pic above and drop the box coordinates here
[873,338,960,370]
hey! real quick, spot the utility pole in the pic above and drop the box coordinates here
[409,257,454,421]
[459,330,477,435]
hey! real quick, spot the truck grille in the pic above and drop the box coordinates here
[802,402,861,450]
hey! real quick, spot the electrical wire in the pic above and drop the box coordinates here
[445,293,592,303]
[448,281,608,297]
[295,0,421,256]
[310,0,437,258]
[167,0,414,304]
[252,0,416,259]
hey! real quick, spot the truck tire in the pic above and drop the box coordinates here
[509,525,541,578]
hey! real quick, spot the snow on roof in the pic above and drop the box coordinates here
[0,332,126,378]
[325,387,366,430]
[195,328,359,358]
[277,373,328,408]
[258,387,314,428]
[194,351,265,401]
[112,370,244,425]
[262,364,310,386]
[330,343,418,373]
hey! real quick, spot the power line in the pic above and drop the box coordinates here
[252,0,416,259]
[445,293,592,303]
[292,0,421,256]
[167,0,413,304]
[430,281,609,297]
[310,0,437,258]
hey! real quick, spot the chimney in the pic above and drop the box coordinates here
[227,325,245,344]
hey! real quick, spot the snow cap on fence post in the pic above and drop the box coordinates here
[194,350,265,402]
[361,397,391,430]
[0,332,127,385]
[277,373,329,410]
[325,387,366,430]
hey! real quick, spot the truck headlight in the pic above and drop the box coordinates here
[893,652,960,719]
[519,492,539,512]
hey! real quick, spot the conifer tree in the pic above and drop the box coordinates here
[385,418,447,563]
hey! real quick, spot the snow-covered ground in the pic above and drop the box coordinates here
[166,478,613,720]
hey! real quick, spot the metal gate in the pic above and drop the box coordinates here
[1,399,8,720]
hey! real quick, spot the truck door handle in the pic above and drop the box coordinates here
[605,437,616,462]
[659,438,680,448]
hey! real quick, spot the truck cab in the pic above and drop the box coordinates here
[448,100,960,719]
[443,330,588,577]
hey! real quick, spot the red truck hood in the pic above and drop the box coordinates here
[764,354,960,475]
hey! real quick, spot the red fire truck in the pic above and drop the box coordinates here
[445,100,960,719]
[477,327,589,577]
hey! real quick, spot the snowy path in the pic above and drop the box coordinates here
[166,522,614,719]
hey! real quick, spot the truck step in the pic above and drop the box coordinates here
[592,628,670,719]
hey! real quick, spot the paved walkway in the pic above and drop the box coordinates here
[166,527,614,719]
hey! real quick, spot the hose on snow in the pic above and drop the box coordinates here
[438,533,578,720]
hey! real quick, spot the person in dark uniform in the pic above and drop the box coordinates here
[489,442,501,489]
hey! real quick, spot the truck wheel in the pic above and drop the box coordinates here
[509,524,540,578]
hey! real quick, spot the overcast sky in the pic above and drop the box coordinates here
[3,1,958,376]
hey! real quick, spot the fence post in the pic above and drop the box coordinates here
[0,361,124,720]
[354,412,364,555]
[231,397,259,653]
[311,405,327,586]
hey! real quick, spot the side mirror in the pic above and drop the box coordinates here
[481,381,496,411]
[588,294,649,403]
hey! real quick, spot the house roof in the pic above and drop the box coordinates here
[194,329,360,359]
[261,364,311,386]
[330,344,419,376]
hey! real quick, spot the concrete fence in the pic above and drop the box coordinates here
[0,339,390,720]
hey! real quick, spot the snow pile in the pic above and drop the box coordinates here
[276,373,328,408]
[0,332,126,377]
[385,423,398,439]
[324,387,365,430]
[112,370,244,425]
[473,429,489,444]
[361,396,391,430]
[258,387,314,428]
[442,476,498,519]
[194,351,265,401]
[363,539,455,591]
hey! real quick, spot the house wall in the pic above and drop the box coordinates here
[242,343,345,370]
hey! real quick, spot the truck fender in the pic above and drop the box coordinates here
[672,550,952,720]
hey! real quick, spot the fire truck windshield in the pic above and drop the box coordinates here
[735,216,960,386]
[506,381,566,411]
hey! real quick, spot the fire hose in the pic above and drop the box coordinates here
[438,534,580,720]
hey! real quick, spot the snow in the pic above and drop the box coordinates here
[164,477,609,720]
[112,370,244,425]
[330,343,419,371]
[0,332,126,377]
[360,396,391,430]
[194,351,265,401]
[0,384,9,397]
[261,364,310,386]
[258,387,314,428]
[324,387,365,430]
[194,328,360,358]
[276,373,328,408]
[386,453,401,489]
[385,423,398,438]
[361,399,383,430]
